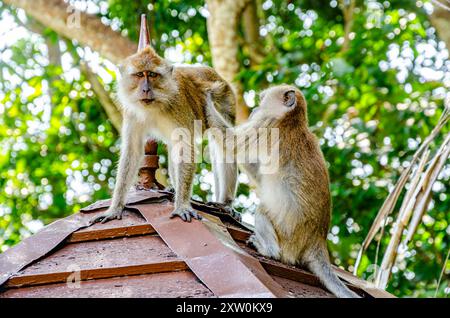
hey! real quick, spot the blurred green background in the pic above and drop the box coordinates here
[0,0,448,297]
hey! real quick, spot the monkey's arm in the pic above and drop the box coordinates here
[239,163,260,185]
[207,89,262,183]
[205,89,234,129]
[90,116,145,224]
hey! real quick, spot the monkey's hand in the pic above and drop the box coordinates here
[204,201,241,221]
[163,186,175,194]
[170,206,202,222]
[89,208,124,225]
[247,234,258,249]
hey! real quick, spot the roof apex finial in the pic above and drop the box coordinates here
[137,14,151,52]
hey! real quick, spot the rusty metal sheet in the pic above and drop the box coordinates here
[134,202,290,298]
[0,213,90,287]
[201,213,291,298]
[80,189,170,212]
[81,189,252,233]
[71,207,251,245]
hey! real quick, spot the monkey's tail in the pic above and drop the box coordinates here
[305,243,361,298]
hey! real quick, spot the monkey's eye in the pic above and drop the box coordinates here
[148,71,158,78]
[135,72,144,78]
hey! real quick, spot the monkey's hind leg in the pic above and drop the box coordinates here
[303,243,360,298]
[208,133,237,205]
[248,208,281,260]
[207,137,222,203]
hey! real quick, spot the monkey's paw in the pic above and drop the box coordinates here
[170,207,202,222]
[247,234,258,249]
[247,235,280,260]
[204,201,241,221]
[163,186,175,194]
[89,209,124,225]
[247,235,267,255]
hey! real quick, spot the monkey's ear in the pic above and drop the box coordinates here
[283,90,296,107]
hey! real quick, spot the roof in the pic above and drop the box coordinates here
[0,189,392,298]
[0,139,393,298]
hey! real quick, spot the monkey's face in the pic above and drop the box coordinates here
[118,47,176,108]
[257,85,306,119]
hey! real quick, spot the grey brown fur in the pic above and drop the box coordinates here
[207,84,359,298]
[90,46,237,224]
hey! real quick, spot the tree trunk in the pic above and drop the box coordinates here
[206,0,251,123]
[430,5,450,51]
[4,0,136,64]
[340,0,355,52]
[242,0,265,65]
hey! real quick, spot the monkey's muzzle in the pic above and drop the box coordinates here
[141,98,155,104]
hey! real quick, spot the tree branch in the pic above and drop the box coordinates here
[4,0,136,64]
[80,62,123,133]
[206,0,252,123]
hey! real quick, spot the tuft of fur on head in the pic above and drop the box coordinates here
[235,84,307,134]
[205,83,309,156]
[257,84,308,126]
[117,47,178,119]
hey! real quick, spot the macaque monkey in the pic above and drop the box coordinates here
[91,15,237,224]
[206,84,359,298]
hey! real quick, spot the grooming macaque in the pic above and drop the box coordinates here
[91,15,237,224]
[206,84,359,298]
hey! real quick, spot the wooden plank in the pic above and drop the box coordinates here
[272,276,334,298]
[1,271,213,298]
[226,225,251,243]
[261,259,322,287]
[6,261,187,288]
[68,209,154,243]
[68,209,251,244]
[6,236,186,288]
[239,242,322,286]
[261,258,370,298]
[68,224,154,243]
